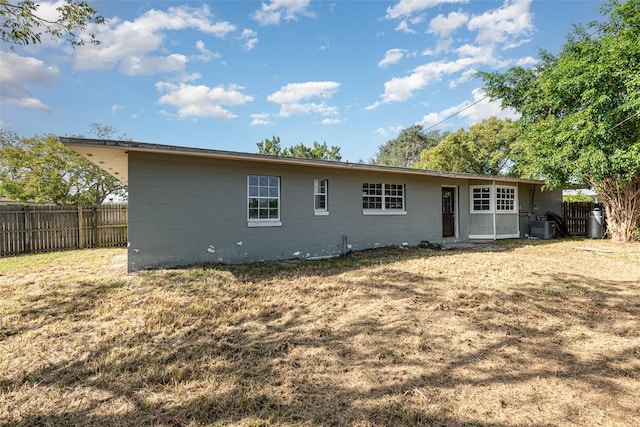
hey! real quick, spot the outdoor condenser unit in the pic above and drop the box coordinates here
[530,220,555,240]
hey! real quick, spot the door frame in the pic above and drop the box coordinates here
[441,186,458,239]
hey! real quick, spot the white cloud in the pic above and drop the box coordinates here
[120,54,188,76]
[0,51,58,112]
[395,19,417,34]
[418,88,519,128]
[239,29,258,51]
[74,5,236,75]
[448,68,478,89]
[7,98,52,113]
[467,0,534,45]
[379,49,406,68]
[436,38,454,53]
[268,81,340,119]
[459,88,519,123]
[369,1,538,112]
[386,0,468,20]
[252,0,315,26]
[455,43,503,66]
[394,15,425,33]
[516,56,537,67]
[111,104,124,113]
[194,41,221,62]
[367,58,477,109]
[135,5,236,35]
[429,11,469,37]
[321,118,341,125]
[156,82,253,120]
[374,125,404,138]
[268,81,339,104]
[279,102,338,118]
[250,113,273,126]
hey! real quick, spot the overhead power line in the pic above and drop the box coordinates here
[424,96,488,131]
[610,111,639,132]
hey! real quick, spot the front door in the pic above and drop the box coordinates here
[442,187,455,237]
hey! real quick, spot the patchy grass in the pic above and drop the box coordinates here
[1,239,639,426]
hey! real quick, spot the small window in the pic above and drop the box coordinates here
[496,186,516,212]
[471,186,491,212]
[362,183,383,209]
[314,179,328,214]
[248,175,281,226]
[363,182,405,214]
[385,183,404,209]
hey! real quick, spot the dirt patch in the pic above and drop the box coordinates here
[1,239,639,426]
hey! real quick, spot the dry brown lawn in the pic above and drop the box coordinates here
[1,239,639,426]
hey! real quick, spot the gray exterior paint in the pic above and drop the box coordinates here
[517,183,564,237]
[128,152,471,270]
[58,137,563,271]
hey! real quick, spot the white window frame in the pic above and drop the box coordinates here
[314,179,329,216]
[362,182,407,215]
[470,184,518,214]
[247,175,282,227]
[495,185,517,213]
[469,182,520,239]
[470,185,493,214]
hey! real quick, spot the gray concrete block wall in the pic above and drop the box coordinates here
[127,152,475,270]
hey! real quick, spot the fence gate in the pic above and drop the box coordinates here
[562,202,604,236]
[0,204,127,257]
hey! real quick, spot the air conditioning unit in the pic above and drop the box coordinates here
[530,220,555,240]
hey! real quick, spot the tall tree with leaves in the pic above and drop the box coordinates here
[0,125,127,205]
[479,0,640,242]
[257,136,342,161]
[414,117,518,176]
[0,0,104,47]
[371,125,446,167]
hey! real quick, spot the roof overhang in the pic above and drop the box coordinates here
[60,137,544,186]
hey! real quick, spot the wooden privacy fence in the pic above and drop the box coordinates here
[562,202,604,236]
[0,204,127,257]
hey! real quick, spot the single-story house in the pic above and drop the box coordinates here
[60,137,562,271]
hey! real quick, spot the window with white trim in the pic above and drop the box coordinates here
[496,186,516,212]
[362,182,405,212]
[314,179,328,214]
[470,185,518,213]
[471,186,491,212]
[248,175,280,223]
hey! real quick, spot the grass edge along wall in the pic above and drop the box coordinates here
[60,138,561,271]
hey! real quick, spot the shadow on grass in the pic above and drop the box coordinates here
[2,239,639,426]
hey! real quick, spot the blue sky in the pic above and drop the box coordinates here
[1,0,604,161]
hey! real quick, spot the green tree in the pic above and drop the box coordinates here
[371,125,446,167]
[563,191,595,203]
[285,141,342,161]
[256,136,283,156]
[479,0,640,242]
[414,117,518,176]
[0,0,104,47]
[257,136,342,161]
[0,127,127,205]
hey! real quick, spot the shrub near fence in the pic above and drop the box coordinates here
[0,204,127,256]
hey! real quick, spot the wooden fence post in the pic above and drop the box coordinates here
[24,205,31,253]
[77,206,84,249]
[92,206,99,248]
